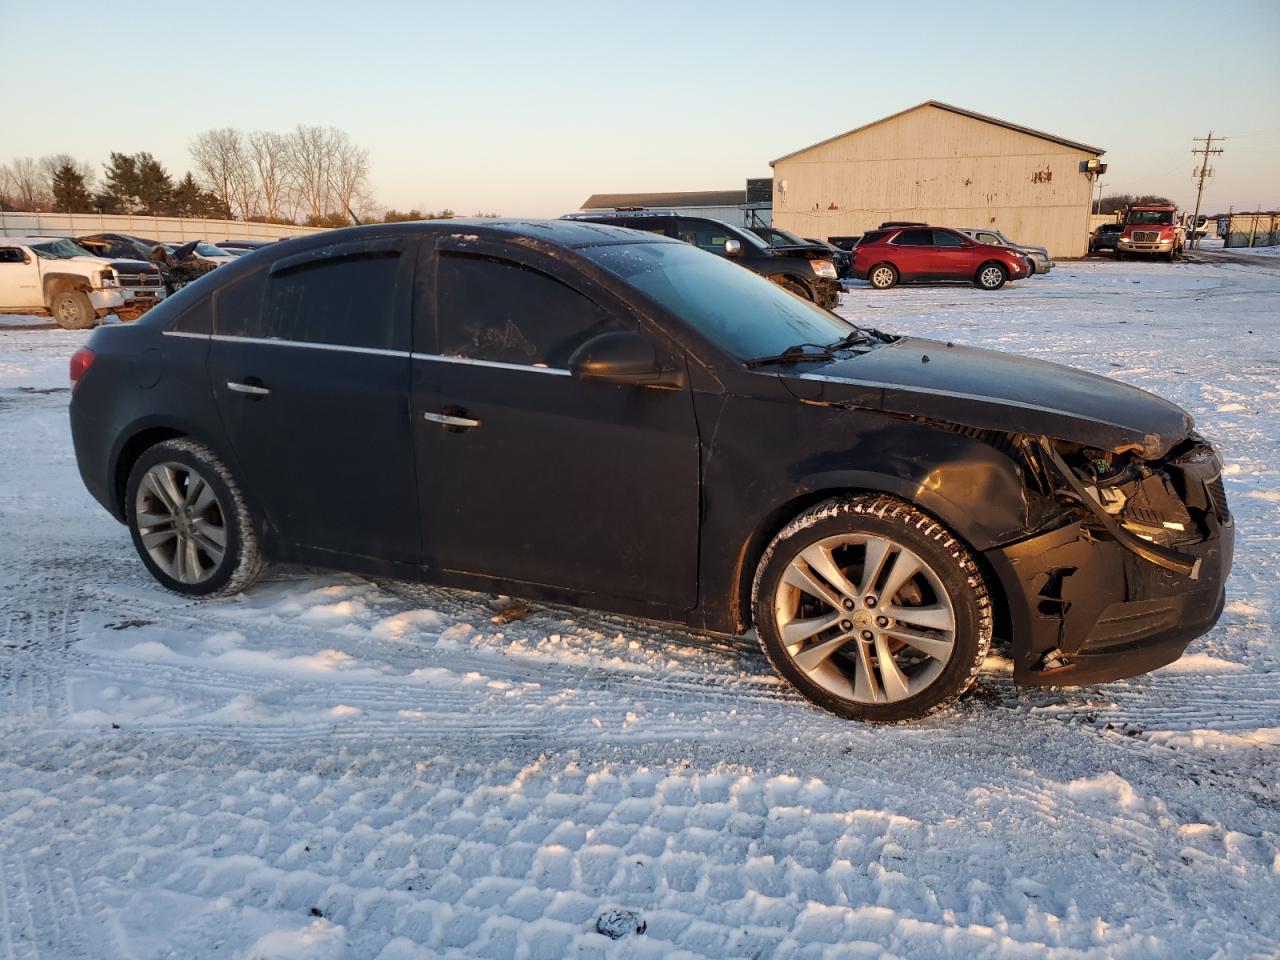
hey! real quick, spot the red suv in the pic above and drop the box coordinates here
[852,226,1028,290]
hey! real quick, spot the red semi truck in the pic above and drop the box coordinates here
[1115,203,1185,262]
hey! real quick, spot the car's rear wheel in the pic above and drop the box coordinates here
[975,262,1007,290]
[50,288,96,330]
[125,438,267,597]
[868,263,898,289]
[753,495,992,722]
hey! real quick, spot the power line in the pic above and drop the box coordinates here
[1189,132,1225,249]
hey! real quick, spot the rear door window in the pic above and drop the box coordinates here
[892,229,934,246]
[262,251,405,350]
[932,230,966,247]
[436,252,627,368]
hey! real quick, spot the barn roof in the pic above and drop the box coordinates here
[580,189,745,210]
[770,101,1106,165]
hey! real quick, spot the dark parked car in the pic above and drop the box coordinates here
[69,220,1233,722]
[852,226,1029,290]
[1090,223,1124,254]
[746,225,854,280]
[565,210,842,309]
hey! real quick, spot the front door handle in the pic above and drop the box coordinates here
[424,410,481,430]
[226,380,270,397]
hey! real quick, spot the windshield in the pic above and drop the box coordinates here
[586,241,857,362]
[1126,210,1174,226]
[30,239,94,260]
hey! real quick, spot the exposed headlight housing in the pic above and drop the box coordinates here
[810,259,837,279]
[98,270,117,288]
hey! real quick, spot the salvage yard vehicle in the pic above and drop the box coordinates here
[852,225,1028,290]
[68,220,1233,722]
[0,235,164,328]
[749,225,854,279]
[1115,204,1184,261]
[564,210,842,309]
[956,227,1053,275]
[77,233,219,293]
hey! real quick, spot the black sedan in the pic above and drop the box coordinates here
[68,220,1233,722]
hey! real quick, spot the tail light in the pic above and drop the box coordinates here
[70,347,96,388]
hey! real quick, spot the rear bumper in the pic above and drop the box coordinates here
[69,402,122,521]
[987,511,1234,687]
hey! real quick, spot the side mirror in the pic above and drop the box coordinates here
[568,331,683,387]
[723,238,742,256]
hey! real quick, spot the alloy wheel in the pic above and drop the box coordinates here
[772,533,956,704]
[134,461,227,584]
[871,266,895,288]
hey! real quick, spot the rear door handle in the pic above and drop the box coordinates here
[226,380,270,397]
[423,410,481,430]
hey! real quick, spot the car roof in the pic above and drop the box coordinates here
[263,219,682,253]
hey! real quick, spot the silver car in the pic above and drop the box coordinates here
[957,228,1053,275]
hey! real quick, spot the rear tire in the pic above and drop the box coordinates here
[49,288,95,330]
[125,438,267,597]
[868,263,898,290]
[752,494,992,722]
[975,262,1007,290]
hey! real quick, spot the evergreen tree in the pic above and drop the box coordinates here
[99,152,174,215]
[51,162,93,213]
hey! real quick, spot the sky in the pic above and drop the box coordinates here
[2,0,1277,217]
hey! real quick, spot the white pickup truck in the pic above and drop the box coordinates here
[0,235,166,328]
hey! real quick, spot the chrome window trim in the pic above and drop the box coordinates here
[410,353,572,376]
[162,331,575,375]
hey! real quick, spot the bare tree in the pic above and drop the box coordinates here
[5,157,48,210]
[284,124,338,221]
[330,136,371,223]
[247,130,291,222]
[190,128,257,219]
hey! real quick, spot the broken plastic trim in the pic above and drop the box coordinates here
[1037,436,1201,580]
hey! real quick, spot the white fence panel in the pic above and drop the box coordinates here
[0,211,329,242]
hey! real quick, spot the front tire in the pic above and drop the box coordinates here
[868,263,898,290]
[772,275,814,301]
[125,438,267,597]
[975,262,1007,290]
[50,288,96,330]
[752,495,992,722]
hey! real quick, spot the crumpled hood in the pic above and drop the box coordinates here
[779,338,1193,459]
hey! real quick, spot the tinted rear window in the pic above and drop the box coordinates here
[262,251,404,350]
[858,230,891,246]
[893,229,934,246]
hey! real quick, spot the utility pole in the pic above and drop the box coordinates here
[1190,132,1225,248]
[1094,179,1108,216]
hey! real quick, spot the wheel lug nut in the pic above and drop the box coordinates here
[840,620,853,631]
[864,597,877,608]
[842,598,855,610]
[861,631,874,641]
[877,616,889,627]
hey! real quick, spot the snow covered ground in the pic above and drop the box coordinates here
[1,258,1277,959]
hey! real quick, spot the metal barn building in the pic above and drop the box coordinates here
[770,101,1105,258]
[578,189,770,227]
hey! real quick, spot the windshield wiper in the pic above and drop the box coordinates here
[744,327,891,369]
[743,344,838,368]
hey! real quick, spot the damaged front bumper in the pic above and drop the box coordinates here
[985,438,1234,686]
